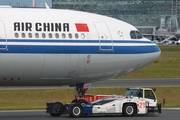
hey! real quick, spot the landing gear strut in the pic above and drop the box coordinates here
[75,84,86,97]
[71,83,91,105]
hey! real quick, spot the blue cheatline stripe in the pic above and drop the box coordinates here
[0,45,160,54]
[0,39,155,44]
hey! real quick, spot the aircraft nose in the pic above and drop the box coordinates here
[152,44,161,62]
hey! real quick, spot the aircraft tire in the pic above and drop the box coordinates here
[71,99,89,105]
[77,99,89,105]
[71,99,78,103]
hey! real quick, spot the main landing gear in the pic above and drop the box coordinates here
[71,83,91,105]
[46,83,91,117]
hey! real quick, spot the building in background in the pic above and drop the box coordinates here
[1,0,179,41]
[0,0,52,8]
[52,0,180,40]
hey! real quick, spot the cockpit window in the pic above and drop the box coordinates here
[136,31,143,39]
[130,31,143,39]
[130,31,136,39]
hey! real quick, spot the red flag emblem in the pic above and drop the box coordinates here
[75,23,89,32]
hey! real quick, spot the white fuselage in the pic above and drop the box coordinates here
[0,8,161,86]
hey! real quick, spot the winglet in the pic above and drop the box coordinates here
[45,3,50,9]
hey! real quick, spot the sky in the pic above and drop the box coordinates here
[0,0,52,7]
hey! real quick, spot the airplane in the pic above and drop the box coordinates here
[0,5,161,100]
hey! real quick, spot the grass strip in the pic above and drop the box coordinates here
[119,46,180,78]
[0,87,179,110]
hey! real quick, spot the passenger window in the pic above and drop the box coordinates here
[42,33,46,38]
[15,33,19,38]
[28,33,32,38]
[49,33,52,38]
[22,33,25,38]
[145,90,155,100]
[68,33,72,39]
[55,33,59,38]
[130,31,136,39]
[62,33,66,38]
[35,33,39,38]
[136,31,143,39]
[75,33,79,39]
[81,33,85,39]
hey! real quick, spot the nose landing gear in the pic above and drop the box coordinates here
[71,83,91,104]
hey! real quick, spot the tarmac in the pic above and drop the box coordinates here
[0,78,180,119]
[0,109,179,120]
[0,78,180,90]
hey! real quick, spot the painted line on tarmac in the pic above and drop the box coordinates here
[0,108,180,113]
[163,108,180,110]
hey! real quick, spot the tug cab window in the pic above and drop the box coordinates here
[144,90,155,100]
[138,89,143,98]
[130,31,143,39]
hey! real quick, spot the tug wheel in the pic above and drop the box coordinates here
[69,104,83,118]
[123,104,136,117]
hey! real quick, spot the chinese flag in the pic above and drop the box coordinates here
[75,23,89,32]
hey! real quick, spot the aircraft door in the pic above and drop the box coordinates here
[94,22,113,51]
[0,20,7,50]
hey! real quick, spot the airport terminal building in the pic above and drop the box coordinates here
[52,0,180,37]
